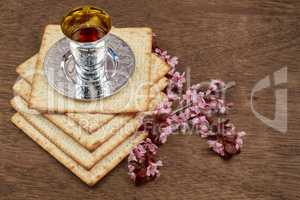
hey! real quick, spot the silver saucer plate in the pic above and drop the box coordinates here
[44,34,135,101]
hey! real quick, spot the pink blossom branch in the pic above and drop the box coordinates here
[128,37,246,185]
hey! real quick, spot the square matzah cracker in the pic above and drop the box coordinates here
[30,25,152,113]
[11,92,165,169]
[11,113,147,186]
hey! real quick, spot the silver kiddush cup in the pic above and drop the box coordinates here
[44,6,135,100]
[61,6,112,85]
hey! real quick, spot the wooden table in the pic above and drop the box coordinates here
[1,1,299,199]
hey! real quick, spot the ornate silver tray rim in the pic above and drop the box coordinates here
[44,34,135,101]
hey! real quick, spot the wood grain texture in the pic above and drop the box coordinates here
[0,0,300,199]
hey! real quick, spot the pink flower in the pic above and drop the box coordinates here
[167,112,190,132]
[182,88,194,104]
[182,89,206,111]
[128,164,137,180]
[178,111,189,121]
[191,115,207,125]
[170,72,185,89]
[128,172,136,181]
[128,164,135,172]
[167,89,180,101]
[167,56,178,68]
[154,48,161,54]
[208,140,225,156]
[154,47,179,76]
[235,131,246,150]
[165,71,185,102]
[200,124,209,132]
[144,138,158,154]
[154,100,172,115]
[128,151,137,162]
[237,131,246,137]
[146,160,163,177]
[210,80,225,91]
[134,144,146,161]
[159,126,173,143]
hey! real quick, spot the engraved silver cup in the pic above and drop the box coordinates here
[61,6,112,85]
[44,6,135,101]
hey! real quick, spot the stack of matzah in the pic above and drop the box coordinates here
[11,25,170,186]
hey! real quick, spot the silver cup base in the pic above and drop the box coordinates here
[44,35,135,101]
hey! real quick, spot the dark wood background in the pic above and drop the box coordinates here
[0,0,299,199]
